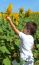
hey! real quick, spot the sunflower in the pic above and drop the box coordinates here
[6,3,13,15]
[13,13,19,20]
[13,13,19,25]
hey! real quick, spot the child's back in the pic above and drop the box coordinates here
[19,32,34,56]
[19,32,34,65]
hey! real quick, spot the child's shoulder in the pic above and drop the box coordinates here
[19,32,34,41]
[27,35,34,43]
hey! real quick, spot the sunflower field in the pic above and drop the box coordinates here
[0,4,39,65]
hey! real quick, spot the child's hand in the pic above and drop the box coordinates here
[6,16,11,21]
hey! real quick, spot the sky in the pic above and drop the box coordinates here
[0,0,39,12]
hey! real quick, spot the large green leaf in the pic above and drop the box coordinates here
[3,57,11,65]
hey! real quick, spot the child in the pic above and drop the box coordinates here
[6,17,37,65]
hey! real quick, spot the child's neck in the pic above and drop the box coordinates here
[23,31,30,35]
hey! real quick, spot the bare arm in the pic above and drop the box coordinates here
[7,17,20,35]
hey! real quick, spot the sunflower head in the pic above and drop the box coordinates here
[6,3,13,15]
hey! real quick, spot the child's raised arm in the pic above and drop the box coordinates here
[6,17,20,35]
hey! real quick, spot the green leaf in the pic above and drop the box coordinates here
[36,44,39,50]
[0,46,10,54]
[3,57,11,65]
[35,60,39,65]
